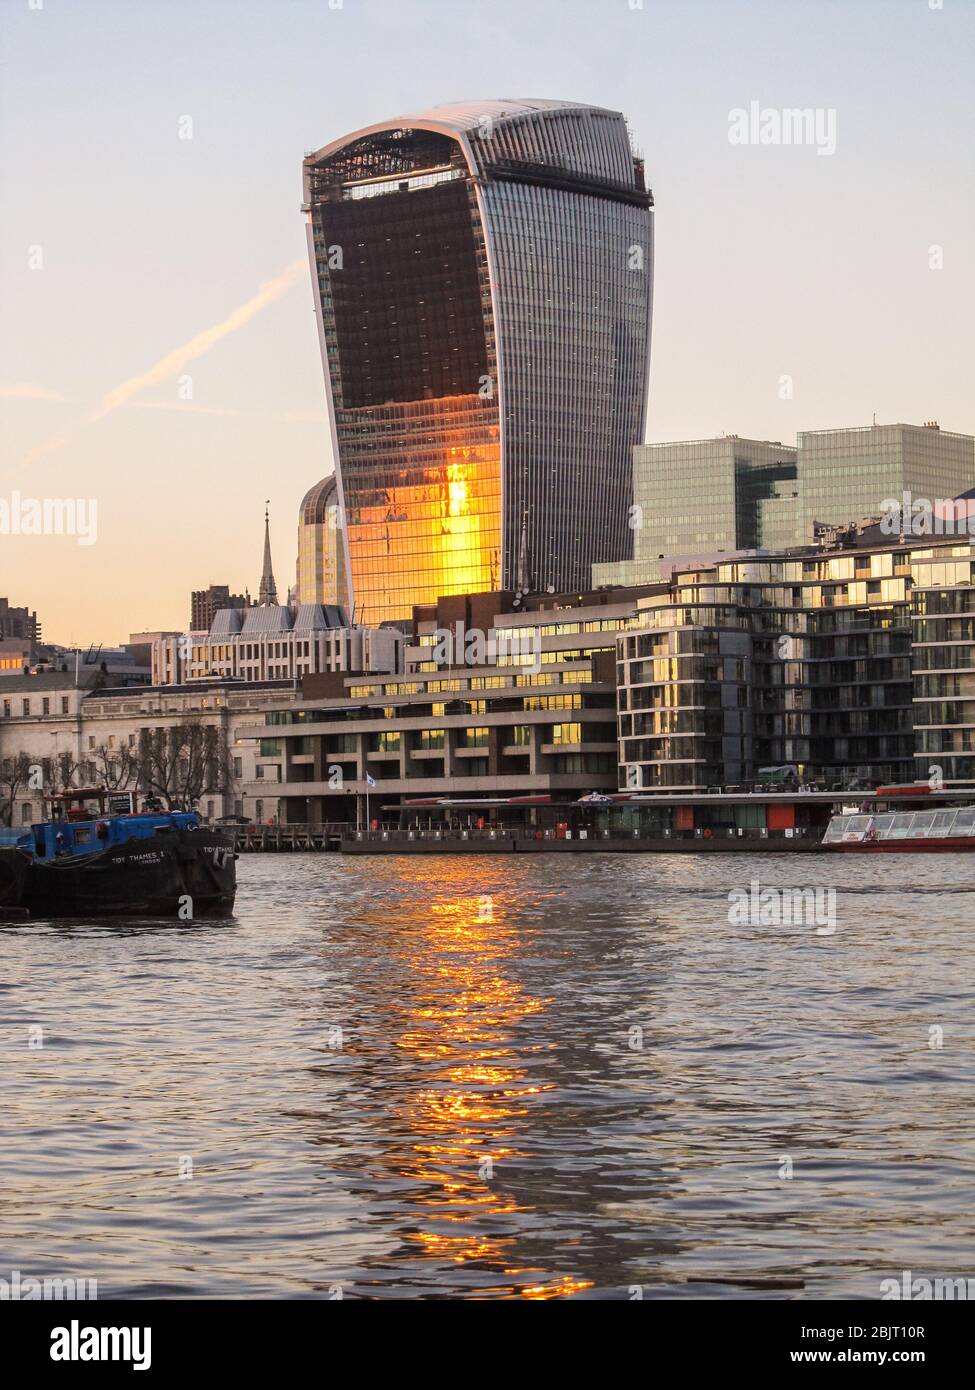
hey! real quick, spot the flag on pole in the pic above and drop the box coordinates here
[366,773,376,787]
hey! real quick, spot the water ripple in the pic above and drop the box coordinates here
[1,853,972,1298]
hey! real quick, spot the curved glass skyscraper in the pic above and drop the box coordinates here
[303,99,653,624]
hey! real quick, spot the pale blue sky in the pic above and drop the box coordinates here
[2,0,972,643]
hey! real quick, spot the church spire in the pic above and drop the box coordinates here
[258,500,278,606]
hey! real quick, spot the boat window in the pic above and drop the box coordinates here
[950,807,975,834]
[871,814,895,834]
[889,814,916,838]
[74,827,92,845]
[823,816,850,842]
[839,815,872,840]
[910,811,936,836]
[928,810,956,837]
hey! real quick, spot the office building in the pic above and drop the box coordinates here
[593,437,798,587]
[796,421,974,537]
[303,98,653,623]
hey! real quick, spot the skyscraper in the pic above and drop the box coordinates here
[303,99,653,624]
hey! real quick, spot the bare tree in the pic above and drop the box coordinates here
[91,742,134,791]
[43,750,82,797]
[0,753,33,827]
[134,722,234,810]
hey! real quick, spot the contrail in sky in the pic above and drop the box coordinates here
[17,258,306,464]
[89,259,306,422]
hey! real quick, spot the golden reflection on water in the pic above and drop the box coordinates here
[380,865,593,1298]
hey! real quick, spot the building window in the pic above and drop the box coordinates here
[22,699,30,716]
[550,723,583,745]
[61,697,69,714]
[42,698,50,715]
[233,757,242,777]
[21,802,33,823]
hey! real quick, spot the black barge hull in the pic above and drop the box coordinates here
[1,828,236,920]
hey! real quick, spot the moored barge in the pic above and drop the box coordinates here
[0,788,237,919]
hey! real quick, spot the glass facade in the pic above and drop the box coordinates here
[296,474,348,608]
[304,100,653,624]
[796,423,975,538]
[594,424,974,588]
[593,437,798,585]
[617,548,917,790]
[911,548,975,781]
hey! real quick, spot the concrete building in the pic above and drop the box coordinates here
[233,587,637,826]
[304,98,654,623]
[618,542,915,791]
[151,603,404,686]
[0,671,298,828]
[0,598,40,665]
[0,640,33,675]
[190,584,250,633]
[910,546,975,784]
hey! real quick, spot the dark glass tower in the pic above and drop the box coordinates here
[303,99,654,624]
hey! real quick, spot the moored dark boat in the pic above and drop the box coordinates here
[0,788,236,919]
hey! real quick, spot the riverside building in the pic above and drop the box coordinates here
[236,530,975,828]
[150,604,404,686]
[0,672,300,828]
[7,533,975,835]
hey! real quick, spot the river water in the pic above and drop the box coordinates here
[2,853,973,1299]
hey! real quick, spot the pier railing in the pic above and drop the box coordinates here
[231,822,350,852]
[231,823,818,852]
[345,825,816,845]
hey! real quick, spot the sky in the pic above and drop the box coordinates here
[1,0,973,645]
